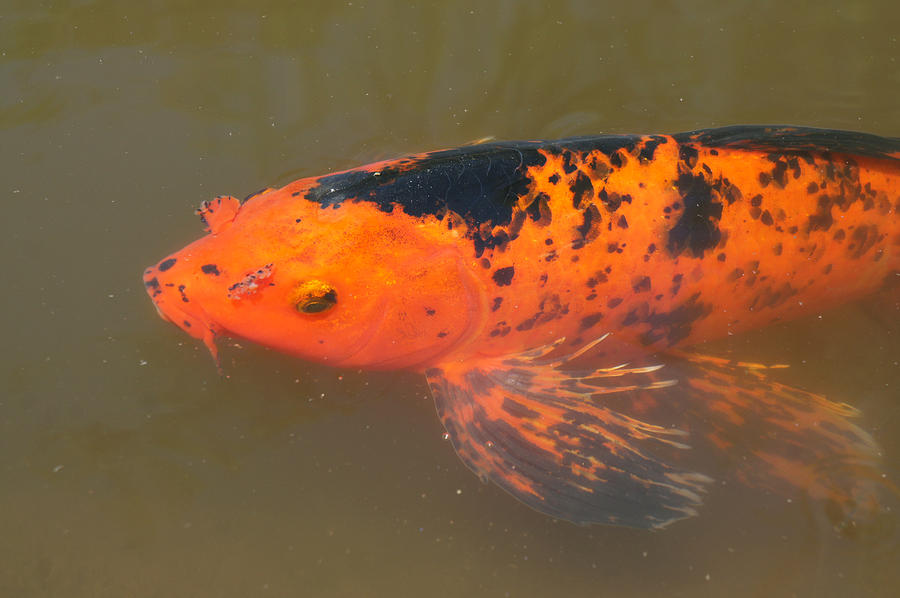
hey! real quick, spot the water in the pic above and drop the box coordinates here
[2,1,898,595]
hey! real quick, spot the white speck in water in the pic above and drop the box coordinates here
[52,465,64,473]
[139,359,148,366]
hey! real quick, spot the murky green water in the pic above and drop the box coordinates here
[2,1,898,596]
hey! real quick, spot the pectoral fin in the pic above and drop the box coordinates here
[196,195,241,234]
[426,338,712,529]
[426,337,885,528]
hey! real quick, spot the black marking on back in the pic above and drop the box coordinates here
[667,172,723,258]
[674,125,900,162]
[492,266,515,286]
[304,136,645,229]
[305,144,546,226]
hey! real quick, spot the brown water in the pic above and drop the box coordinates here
[2,1,899,596]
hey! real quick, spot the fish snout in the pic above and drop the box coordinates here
[143,260,221,364]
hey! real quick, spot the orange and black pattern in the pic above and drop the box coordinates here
[144,126,899,528]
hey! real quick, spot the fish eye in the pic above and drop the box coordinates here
[293,280,338,314]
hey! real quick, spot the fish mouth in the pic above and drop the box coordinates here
[143,266,221,364]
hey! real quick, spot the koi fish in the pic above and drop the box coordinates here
[144,126,899,529]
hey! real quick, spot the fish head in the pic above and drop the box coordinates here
[144,181,483,370]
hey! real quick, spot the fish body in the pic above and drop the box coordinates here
[145,126,899,528]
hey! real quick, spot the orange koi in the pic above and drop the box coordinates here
[144,126,899,528]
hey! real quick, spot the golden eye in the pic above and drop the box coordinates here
[293,280,337,314]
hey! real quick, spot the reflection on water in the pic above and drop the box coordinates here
[2,1,898,596]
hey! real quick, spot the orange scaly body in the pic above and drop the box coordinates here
[145,126,899,528]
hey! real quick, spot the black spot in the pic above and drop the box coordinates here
[760,210,774,226]
[617,215,628,229]
[607,297,623,308]
[561,151,578,174]
[491,297,503,311]
[144,276,161,297]
[183,320,192,328]
[727,268,744,282]
[570,171,594,209]
[666,172,723,258]
[548,173,560,184]
[489,321,511,337]
[201,264,220,275]
[425,307,436,316]
[574,204,602,244]
[632,276,651,293]
[159,258,177,272]
[291,191,301,197]
[679,144,699,168]
[177,284,189,303]
[579,313,604,331]
[586,272,608,288]
[437,331,449,338]
[492,266,515,286]
[638,136,667,161]
[527,192,551,224]
[671,273,684,296]
[771,160,788,187]
[750,194,762,207]
[773,242,783,256]
[609,151,624,168]
[807,195,834,232]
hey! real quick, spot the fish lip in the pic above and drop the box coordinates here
[144,267,221,364]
